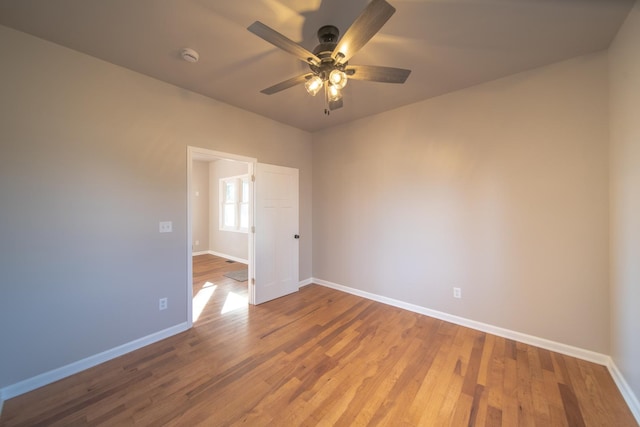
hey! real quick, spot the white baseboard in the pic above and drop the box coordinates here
[312,277,640,423]
[313,278,609,364]
[298,277,313,288]
[607,359,640,424]
[0,322,189,402]
[192,250,209,256]
[206,250,248,265]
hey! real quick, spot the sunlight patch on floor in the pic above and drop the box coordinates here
[193,282,217,322]
[221,291,248,315]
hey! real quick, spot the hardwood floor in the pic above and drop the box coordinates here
[1,254,636,426]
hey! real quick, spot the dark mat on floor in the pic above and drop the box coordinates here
[224,269,248,282]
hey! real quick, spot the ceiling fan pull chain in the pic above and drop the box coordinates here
[324,84,330,115]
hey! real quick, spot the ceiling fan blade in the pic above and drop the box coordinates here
[248,21,321,66]
[260,73,313,95]
[331,0,396,64]
[346,65,411,83]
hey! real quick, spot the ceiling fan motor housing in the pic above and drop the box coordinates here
[310,25,345,78]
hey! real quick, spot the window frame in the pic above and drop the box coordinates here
[219,174,250,233]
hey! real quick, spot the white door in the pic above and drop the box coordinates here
[253,163,299,304]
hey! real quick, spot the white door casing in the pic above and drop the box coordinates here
[253,163,299,304]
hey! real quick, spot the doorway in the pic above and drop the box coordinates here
[187,146,256,327]
[187,147,301,327]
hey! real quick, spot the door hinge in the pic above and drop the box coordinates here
[251,278,256,285]
[251,174,255,182]
[251,226,255,233]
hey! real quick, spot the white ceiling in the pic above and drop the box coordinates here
[0,0,634,132]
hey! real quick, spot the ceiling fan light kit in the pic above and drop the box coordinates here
[247,0,411,115]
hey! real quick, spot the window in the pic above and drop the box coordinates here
[220,175,250,233]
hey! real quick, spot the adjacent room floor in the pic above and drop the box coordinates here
[0,255,636,426]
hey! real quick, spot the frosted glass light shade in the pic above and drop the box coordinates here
[305,75,323,96]
[327,84,342,101]
[329,69,347,89]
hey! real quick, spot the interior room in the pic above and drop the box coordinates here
[191,155,251,321]
[0,0,638,425]
[192,158,250,263]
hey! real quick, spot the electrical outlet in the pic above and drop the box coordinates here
[159,221,172,233]
[195,240,199,246]
[159,297,168,310]
[453,287,462,299]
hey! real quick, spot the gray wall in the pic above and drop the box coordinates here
[312,53,610,354]
[209,159,250,260]
[2,6,639,407]
[192,160,210,253]
[609,0,640,399]
[0,25,312,389]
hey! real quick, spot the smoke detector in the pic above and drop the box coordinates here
[180,48,199,63]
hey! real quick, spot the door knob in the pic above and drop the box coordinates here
[294,234,300,239]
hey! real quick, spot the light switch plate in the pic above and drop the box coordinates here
[159,221,172,233]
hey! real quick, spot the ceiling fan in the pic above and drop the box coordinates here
[247,0,411,114]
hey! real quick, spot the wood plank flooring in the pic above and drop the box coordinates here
[1,254,636,426]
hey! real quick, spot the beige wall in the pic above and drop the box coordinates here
[313,53,610,353]
[192,160,210,253]
[209,159,250,260]
[0,25,312,389]
[609,0,640,399]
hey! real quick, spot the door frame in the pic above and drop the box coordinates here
[186,146,257,327]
